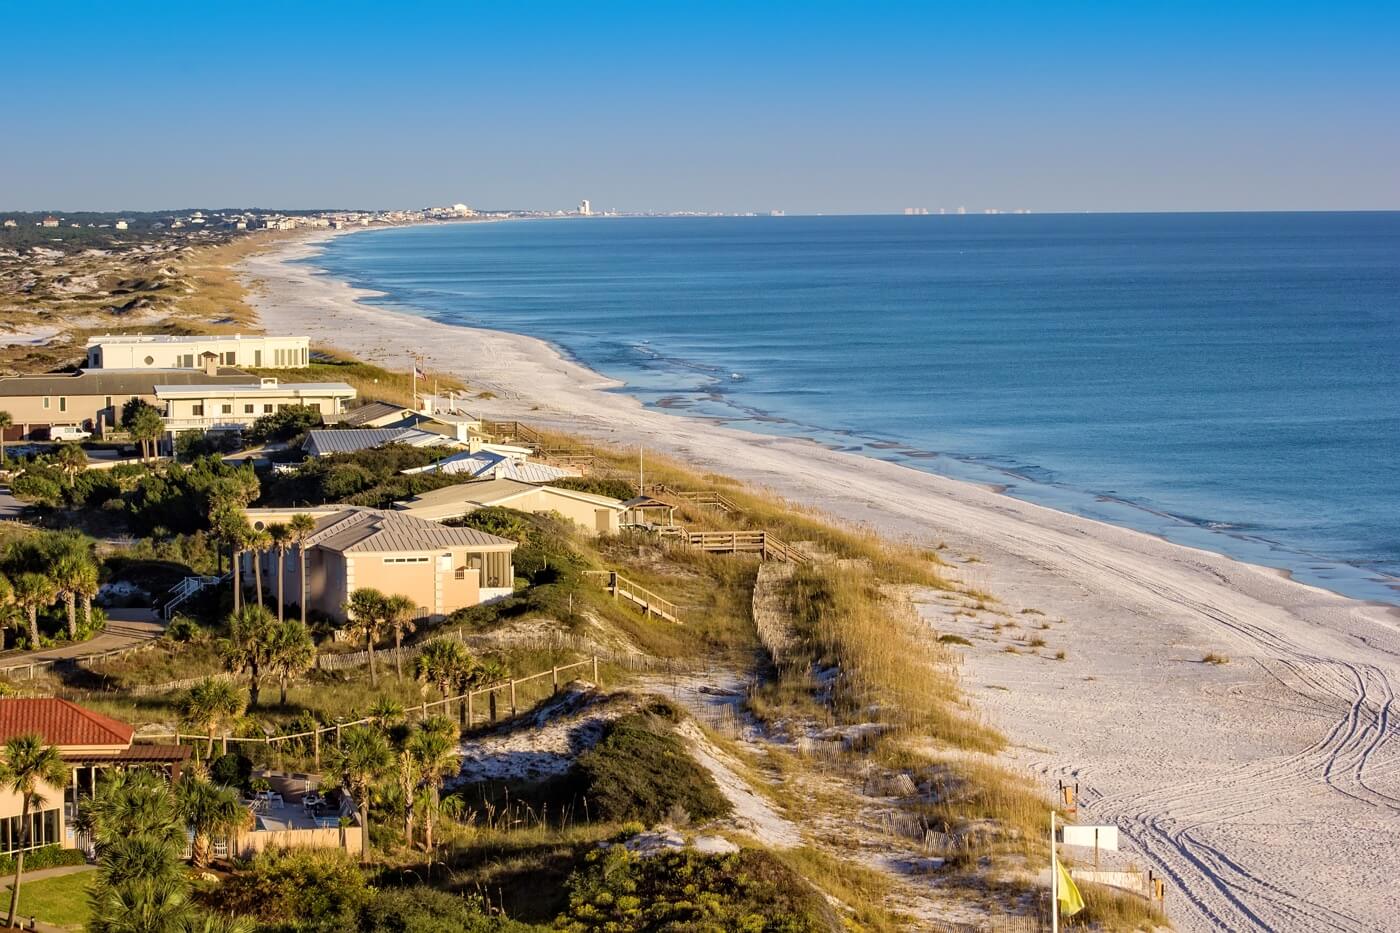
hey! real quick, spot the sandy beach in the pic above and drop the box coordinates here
[241,229,1400,932]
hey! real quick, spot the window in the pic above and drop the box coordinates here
[180,354,194,368]
[0,808,60,855]
[263,404,273,414]
[144,355,155,365]
[58,397,66,412]
[308,402,321,412]
[254,350,262,366]
[42,397,49,410]
[104,396,112,409]
[192,404,204,416]
[244,404,255,414]
[454,567,467,580]
[221,404,232,415]
[383,556,430,564]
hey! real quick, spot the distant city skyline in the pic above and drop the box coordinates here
[3,1,1397,214]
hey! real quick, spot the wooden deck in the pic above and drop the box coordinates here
[657,528,810,564]
[647,485,743,515]
[584,570,682,623]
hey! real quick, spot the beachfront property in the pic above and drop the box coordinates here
[0,698,188,855]
[401,447,581,484]
[154,377,356,437]
[244,506,517,623]
[302,427,461,458]
[394,477,625,534]
[85,333,310,370]
[0,367,249,440]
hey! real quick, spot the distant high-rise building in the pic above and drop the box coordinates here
[578,200,592,216]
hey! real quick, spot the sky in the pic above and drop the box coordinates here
[2,1,1397,214]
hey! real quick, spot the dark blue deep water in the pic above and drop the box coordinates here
[308,214,1400,603]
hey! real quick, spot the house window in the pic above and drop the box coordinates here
[58,397,66,412]
[454,567,466,580]
[144,355,155,365]
[383,556,430,564]
[181,354,194,368]
[221,404,232,415]
[244,404,255,414]
[42,397,49,410]
[308,402,321,412]
[104,396,112,409]
[255,350,262,366]
[192,404,204,416]
[0,807,60,855]
[263,404,273,413]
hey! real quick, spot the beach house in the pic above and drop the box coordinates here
[154,377,355,437]
[301,427,460,458]
[0,367,249,440]
[86,334,311,370]
[0,698,188,855]
[244,506,517,622]
[401,446,580,484]
[394,477,625,534]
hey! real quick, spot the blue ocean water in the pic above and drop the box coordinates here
[307,214,1400,604]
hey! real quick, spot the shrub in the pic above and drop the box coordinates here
[248,404,324,443]
[358,887,530,932]
[575,708,730,824]
[210,848,370,932]
[1202,652,1230,665]
[10,472,62,506]
[557,846,837,932]
[0,844,86,875]
[549,476,637,501]
[937,634,972,646]
[209,752,253,789]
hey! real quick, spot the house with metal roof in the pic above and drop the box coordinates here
[0,698,188,856]
[394,477,624,534]
[301,427,460,458]
[154,376,356,436]
[334,401,418,429]
[400,447,580,484]
[243,507,517,623]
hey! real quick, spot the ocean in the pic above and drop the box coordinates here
[306,213,1400,604]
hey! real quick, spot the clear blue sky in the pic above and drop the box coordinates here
[3,1,1397,213]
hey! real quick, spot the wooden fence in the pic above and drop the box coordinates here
[135,656,603,769]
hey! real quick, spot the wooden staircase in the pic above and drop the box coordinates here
[647,486,743,515]
[584,571,682,623]
[480,419,598,469]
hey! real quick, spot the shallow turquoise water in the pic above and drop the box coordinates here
[308,213,1400,604]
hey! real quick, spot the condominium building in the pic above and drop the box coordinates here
[154,377,356,435]
[86,333,311,370]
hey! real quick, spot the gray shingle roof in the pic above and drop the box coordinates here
[0,368,249,398]
[308,508,516,553]
[337,401,415,427]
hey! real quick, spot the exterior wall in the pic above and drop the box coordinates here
[0,776,68,852]
[595,508,621,535]
[0,393,134,437]
[162,386,355,433]
[328,546,506,623]
[88,336,310,370]
[347,554,438,617]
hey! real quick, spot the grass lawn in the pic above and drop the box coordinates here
[3,869,94,931]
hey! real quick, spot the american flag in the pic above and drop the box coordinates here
[413,363,427,380]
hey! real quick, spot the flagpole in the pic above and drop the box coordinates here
[411,354,418,410]
[1051,810,1059,933]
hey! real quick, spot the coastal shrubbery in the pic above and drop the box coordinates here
[258,443,463,508]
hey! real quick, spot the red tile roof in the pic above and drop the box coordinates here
[0,698,134,748]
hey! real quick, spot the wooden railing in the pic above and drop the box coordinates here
[647,486,743,515]
[480,419,598,469]
[133,655,604,768]
[661,529,810,564]
[583,571,682,623]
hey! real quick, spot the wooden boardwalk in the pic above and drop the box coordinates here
[658,528,810,564]
[584,570,682,623]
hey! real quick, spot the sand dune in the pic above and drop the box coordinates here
[242,230,1400,932]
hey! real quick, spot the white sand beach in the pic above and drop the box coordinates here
[242,230,1400,932]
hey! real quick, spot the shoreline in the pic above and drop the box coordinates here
[240,228,1400,931]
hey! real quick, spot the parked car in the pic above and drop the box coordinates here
[49,426,92,442]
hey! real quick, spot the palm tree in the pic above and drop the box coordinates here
[344,588,388,687]
[11,572,55,649]
[267,620,315,706]
[369,697,404,729]
[1,734,67,927]
[382,593,418,682]
[327,725,392,864]
[287,513,316,625]
[89,880,196,933]
[51,551,97,641]
[0,411,12,464]
[179,678,246,759]
[220,605,277,707]
[75,559,101,631]
[407,719,460,857]
[266,523,291,621]
[210,507,251,613]
[55,442,88,485]
[246,529,272,607]
[129,406,165,461]
[415,638,470,708]
[392,743,421,844]
[176,772,248,870]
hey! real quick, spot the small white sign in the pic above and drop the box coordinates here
[1061,824,1119,851]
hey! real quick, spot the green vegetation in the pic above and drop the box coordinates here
[1,869,94,931]
[557,846,838,932]
[258,444,461,508]
[575,706,731,824]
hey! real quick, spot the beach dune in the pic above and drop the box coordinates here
[242,230,1400,933]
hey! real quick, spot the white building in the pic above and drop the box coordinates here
[86,334,311,370]
[114,220,129,230]
[578,200,592,216]
[155,377,356,436]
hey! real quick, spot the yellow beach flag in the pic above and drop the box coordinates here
[1055,857,1086,918]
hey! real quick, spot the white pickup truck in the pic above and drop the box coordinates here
[49,425,92,442]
